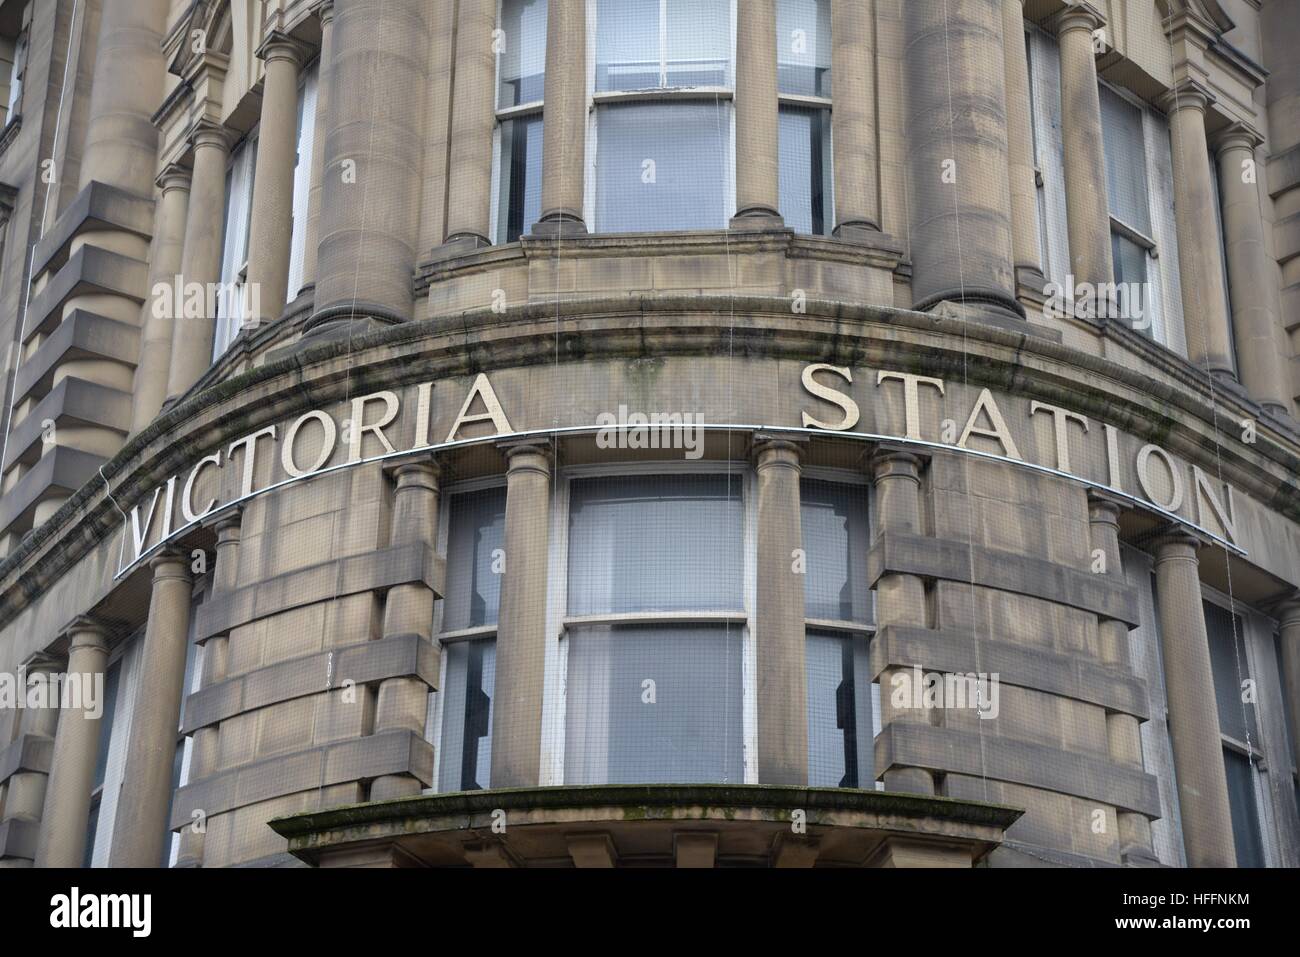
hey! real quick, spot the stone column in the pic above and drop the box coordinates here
[1002,0,1044,293]
[903,0,1020,322]
[34,620,110,868]
[131,165,191,433]
[109,551,193,867]
[1214,124,1290,412]
[301,0,336,289]
[830,0,880,239]
[1278,598,1300,784]
[372,460,440,801]
[165,123,230,401]
[490,444,551,789]
[245,33,308,326]
[869,449,934,795]
[533,0,586,236]
[1152,529,1236,867]
[754,440,807,785]
[732,0,782,227]
[311,0,432,328]
[176,513,241,867]
[1160,81,1235,379]
[1088,494,1156,865]
[442,0,496,251]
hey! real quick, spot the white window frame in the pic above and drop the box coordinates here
[86,633,143,868]
[285,58,320,302]
[213,128,259,360]
[490,0,546,245]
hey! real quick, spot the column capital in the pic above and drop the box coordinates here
[1212,120,1264,155]
[1273,593,1300,629]
[500,441,553,477]
[188,118,232,153]
[752,437,804,473]
[1157,78,1215,115]
[61,615,112,650]
[314,0,336,26]
[156,162,192,194]
[149,547,193,582]
[390,458,442,492]
[1150,523,1205,555]
[866,446,925,484]
[1086,489,1126,527]
[1052,2,1107,36]
[22,649,66,674]
[256,31,313,68]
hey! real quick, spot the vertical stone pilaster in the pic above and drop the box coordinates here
[1002,0,1044,295]
[246,34,309,325]
[869,448,935,795]
[1160,81,1236,379]
[130,165,191,433]
[1213,124,1291,413]
[753,440,807,785]
[1087,494,1156,865]
[1152,529,1236,867]
[830,0,880,240]
[34,619,110,868]
[109,551,194,867]
[732,0,782,227]
[442,0,497,251]
[166,123,231,401]
[490,443,551,789]
[1277,598,1300,786]
[371,460,441,801]
[302,0,336,289]
[1055,4,1113,297]
[533,0,587,236]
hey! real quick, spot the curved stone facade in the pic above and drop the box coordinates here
[0,0,1297,869]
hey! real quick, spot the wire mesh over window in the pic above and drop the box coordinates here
[442,486,507,631]
[800,479,870,623]
[594,101,732,232]
[495,115,543,243]
[498,0,547,108]
[1099,85,1151,237]
[567,473,744,614]
[595,0,732,91]
[1223,746,1265,867]
[806,631,873,788]
[776,0,831,97]
[779,105,832,236]
[437,638,496,792]
[564,625,744,785]
[1204,599,1258,744]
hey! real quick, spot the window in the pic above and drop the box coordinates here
[166,619,202,867]
[285,60,320,301]
[492,0,546,243]
[0,1,31,127]
[433,486,506,792]
[801,478,874,789]
[213,133,258,359]
[84,635,144,867]
[590,0,735,232]
[84,659,123,868]
[777,0,832,235]
[1099,85,1154,330]
[563,473,746,785]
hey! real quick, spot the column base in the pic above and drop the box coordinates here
[729,207,785,231]
[429,232,492,263]
[832,220,881,244]
[528,210,588,239]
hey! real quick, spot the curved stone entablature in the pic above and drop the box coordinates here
[1,293,1296,652]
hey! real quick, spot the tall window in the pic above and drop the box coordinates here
[285,60,320,301]
[1204,599,1266,867]
[801,478,873,788]
[563,473,745,785]
[0,0,31,127]
[213,133,258,359]
[493,0,546,243]
[84,659,123,867]
[435,486,506,791]
[166,614,202,867]
[591,0,734,232]
[1099,86,1155,327]
[777,0,832,235]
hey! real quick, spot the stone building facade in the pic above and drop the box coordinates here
[0,0,1297,869]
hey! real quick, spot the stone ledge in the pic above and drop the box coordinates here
[871,624,1151,719]
[31,180,156,280]
[0,732,53,784]
[11,309,140,408]
[0,817,39,861]
[867,532,1142,627]
[0,446,106,537]
[875,722,1162,818]
[24,245,149,345]
[182,632,440,734]
[2,378,132,472]
[169,729,434,831]
[193,542,445,642]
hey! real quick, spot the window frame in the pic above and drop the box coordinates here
[85,631,143,868]
[213,127,259,360]
[285,57,320,302]
[489,0,547,245]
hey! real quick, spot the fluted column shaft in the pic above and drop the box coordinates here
[490,444,551,788]
[302,1,336,288]
[1153,532,1236,867]
[754,441,807,785]
[535,0,586,235]
[830,0,880,237]
[109,552,193,867]
[34,622,110,868]
[443,0,496,248]
[733,0,781,225]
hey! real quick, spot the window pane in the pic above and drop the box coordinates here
[595,0,660,91]
[664,0,731,88]
[779,106,832,235]
[595,102,731,232]
[1223,747,1265,867]
[1204,600,1258,744]
[1111,232,1152,334]
[801,479,870,622]
[90,660,121,791]
[437,638,496,791]
[565,625,744,784]
[1099,85,1150,235]
[496,115,543,243]
[443,487,507,631]
[84,797,101,869]
[777,0,831,96]
[807,631,873,788]
[286,63,319,301]
[568,473,743,615]
[499,0,547,107]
